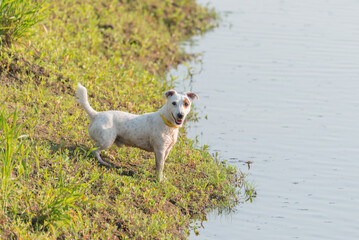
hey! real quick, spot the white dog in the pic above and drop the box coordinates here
[76,83,198,181]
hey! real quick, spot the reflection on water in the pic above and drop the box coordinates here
[170,0,359,239]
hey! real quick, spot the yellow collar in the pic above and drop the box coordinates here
[160,114,178,128]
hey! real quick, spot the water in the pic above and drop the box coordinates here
[169,0,359,239]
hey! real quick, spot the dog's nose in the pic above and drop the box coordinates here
[177,113,184,119]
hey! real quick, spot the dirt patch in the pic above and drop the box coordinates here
[0,52,73,95]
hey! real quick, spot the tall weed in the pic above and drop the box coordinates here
[0,108,29,213]
[29,167,100,231]
[0,0,50,46]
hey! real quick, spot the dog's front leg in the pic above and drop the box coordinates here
[164,143,174,161]
[154,150,166,182]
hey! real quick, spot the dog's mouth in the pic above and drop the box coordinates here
[172,114,183,125]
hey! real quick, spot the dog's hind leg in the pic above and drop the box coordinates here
[89,124,117,167]
[91,137,116,167]
[92,146,111,167]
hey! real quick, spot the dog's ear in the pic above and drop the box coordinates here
[186,92,199,102]
[163,90,177,98]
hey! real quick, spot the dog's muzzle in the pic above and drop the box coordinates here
[173,113,183,125]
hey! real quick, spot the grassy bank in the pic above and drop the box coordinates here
[0,0,253,238]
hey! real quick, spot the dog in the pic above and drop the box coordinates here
[76,83,198,181]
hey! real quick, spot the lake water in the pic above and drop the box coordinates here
[169,0,359,239]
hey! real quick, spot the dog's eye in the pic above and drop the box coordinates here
[184,102,189,107]
[172,102,176,106]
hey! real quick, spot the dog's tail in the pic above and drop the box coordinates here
[76,83,97,119]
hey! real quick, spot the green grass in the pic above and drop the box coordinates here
[0,0,254,238]
[0,108,28,214]
[0,0,50,46]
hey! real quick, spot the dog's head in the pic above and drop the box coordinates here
[163,90,198,127]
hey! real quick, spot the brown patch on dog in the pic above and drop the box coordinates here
[183,99,190,108]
